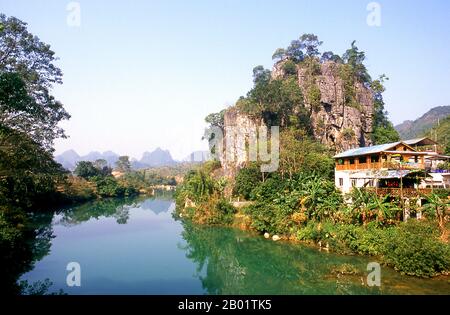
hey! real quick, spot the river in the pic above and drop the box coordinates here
[19,193,449,295]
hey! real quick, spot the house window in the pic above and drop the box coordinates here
[351,179,357,187]
[337,159,344,165]
[349,158,355,165]
[339,178,343,187]
[371,155,379,163]
[359,156,367,164]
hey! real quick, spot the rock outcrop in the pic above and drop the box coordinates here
[273,61,374,152]
[219,60,375,180]
[219,107,263,180]
[295,61,373,152]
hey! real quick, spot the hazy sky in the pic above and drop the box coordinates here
[1,0,449,160]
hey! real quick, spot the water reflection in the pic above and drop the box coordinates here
[7,194,449,295]
[57,197,139,226]
[1,211,54,295]
[178,222,450,295]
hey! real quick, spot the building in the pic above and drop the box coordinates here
[333,138,450,194]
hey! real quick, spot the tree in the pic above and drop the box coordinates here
[282,60,297,77]
[203,109,226,155]
[93,159,112,176]
[299,34,323,58]
[0,125,66,207]
[0,14,70,149]
[234,163,262,200]
[252,65,271,85]
[272,48,286,62]
[279,129,334,179]
[115,156,131,173]
[371,75,400,144]
[74,161,100,179]
[321,51,342,63]
[342,41,371,83]
[286,40,304,62]
[204,110,225,130]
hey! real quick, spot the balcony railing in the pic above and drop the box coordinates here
[336,161,425,171]
[365,188,433,197]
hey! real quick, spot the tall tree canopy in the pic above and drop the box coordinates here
[0,14,70,149]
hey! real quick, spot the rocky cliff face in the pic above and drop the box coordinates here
[219,60,375,179]
[275,60,374,152]
[219,107,262,180]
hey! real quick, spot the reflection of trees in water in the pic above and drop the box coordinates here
[58,197,142,225]
[179,222,379,295]
[1,210,54,295]
[59,194,174,226]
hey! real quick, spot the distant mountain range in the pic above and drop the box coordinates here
[55,148,210,171]
[395,105,450,140]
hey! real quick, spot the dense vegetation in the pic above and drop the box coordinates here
[175,161,236,225]
[176,33,450,278]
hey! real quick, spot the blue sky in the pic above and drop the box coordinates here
[1,0,449,159]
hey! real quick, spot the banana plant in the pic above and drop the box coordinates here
[422,193,450,240]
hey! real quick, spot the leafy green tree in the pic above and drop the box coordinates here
[299,33,323,58]
[91,175,126,197]
[93,159,112,176]
[342,40,371,83]
[285,39,304,62]
[272,48,286,62]
[279,129,334,179]
[0,14,70,149]
[203,109,226,155]
[282,60,297,77]
[321,51,342,63]
[0,126,66,208]
[234,163,262,200]
[370,75,400,144]
[252,65,271,84]
[115,156,131,173]
[74,161,100,179]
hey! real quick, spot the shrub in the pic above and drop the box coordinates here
[381,220,450,277]
[183,196,236,226]
[244,203,294,234]
[233,163,262,200]
[282,60,297,76]
[92,176,125,197]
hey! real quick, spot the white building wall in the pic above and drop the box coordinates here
[335,170,378,194]
[335,170,352,194]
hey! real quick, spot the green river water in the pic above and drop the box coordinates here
[19,194,450,294]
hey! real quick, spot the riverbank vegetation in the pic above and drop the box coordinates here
[176,163,450,277]
[175,33,450,278]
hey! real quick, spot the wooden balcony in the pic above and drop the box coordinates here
[365,188,434,198]
[336,162,381,171]
[336,161,425,171]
